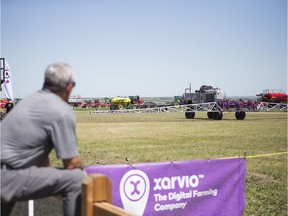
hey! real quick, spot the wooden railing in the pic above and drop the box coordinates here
[81,174,134,216]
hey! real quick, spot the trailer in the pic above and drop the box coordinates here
[257,89,288,103]
[81,99,108,108]
[109,95,145,110]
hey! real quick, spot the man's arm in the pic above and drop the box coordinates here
[62,156,84,170]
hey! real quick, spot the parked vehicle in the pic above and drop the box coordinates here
[110,95,144,110]
[256,89,287,103]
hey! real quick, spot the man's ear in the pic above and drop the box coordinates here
[63,82,74,102]
[66,82,74,92]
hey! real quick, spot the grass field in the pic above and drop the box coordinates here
[11,110,287,215]
[76,111,287,216]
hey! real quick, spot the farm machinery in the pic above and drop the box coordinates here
[182,84,248,120]
[109,95,144,110]
[182,86,288,120]
[68,95,82,107]
[91,85,250,119]
[68,96,111,108]
[0,98,8,120]
[256,89,287,103]
[255,89,288,112]
[81,99,108,108]
[68,95,145,109]
[90,84,287,117]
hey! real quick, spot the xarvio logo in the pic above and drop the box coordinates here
[120,170,150,216]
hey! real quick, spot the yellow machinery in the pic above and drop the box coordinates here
[110,97,132,110]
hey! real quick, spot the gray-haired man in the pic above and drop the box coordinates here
[1,63,84,216]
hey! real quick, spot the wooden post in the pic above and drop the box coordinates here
[92,174,112,203]
[81,175,94,216]
[81,174,134,216]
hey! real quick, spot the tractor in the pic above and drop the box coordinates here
[129,95,145,106]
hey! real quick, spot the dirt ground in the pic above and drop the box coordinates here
[10,197,62,216]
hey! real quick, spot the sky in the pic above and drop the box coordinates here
[1,0,287,98]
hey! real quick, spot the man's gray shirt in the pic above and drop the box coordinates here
[1,90,79,169]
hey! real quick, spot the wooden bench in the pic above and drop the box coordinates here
[81,174,134,216]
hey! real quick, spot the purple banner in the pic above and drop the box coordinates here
[85,158,246,216]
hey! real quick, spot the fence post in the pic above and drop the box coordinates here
[81,175,94,216]
[92,174,112,204]
[81,174,134,216]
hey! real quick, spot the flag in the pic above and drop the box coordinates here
[3,61,14,100]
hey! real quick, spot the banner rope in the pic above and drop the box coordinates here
[222,151,288,159]
[245,151,288,159]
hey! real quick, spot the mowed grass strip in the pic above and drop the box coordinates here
[52,111,287,215]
